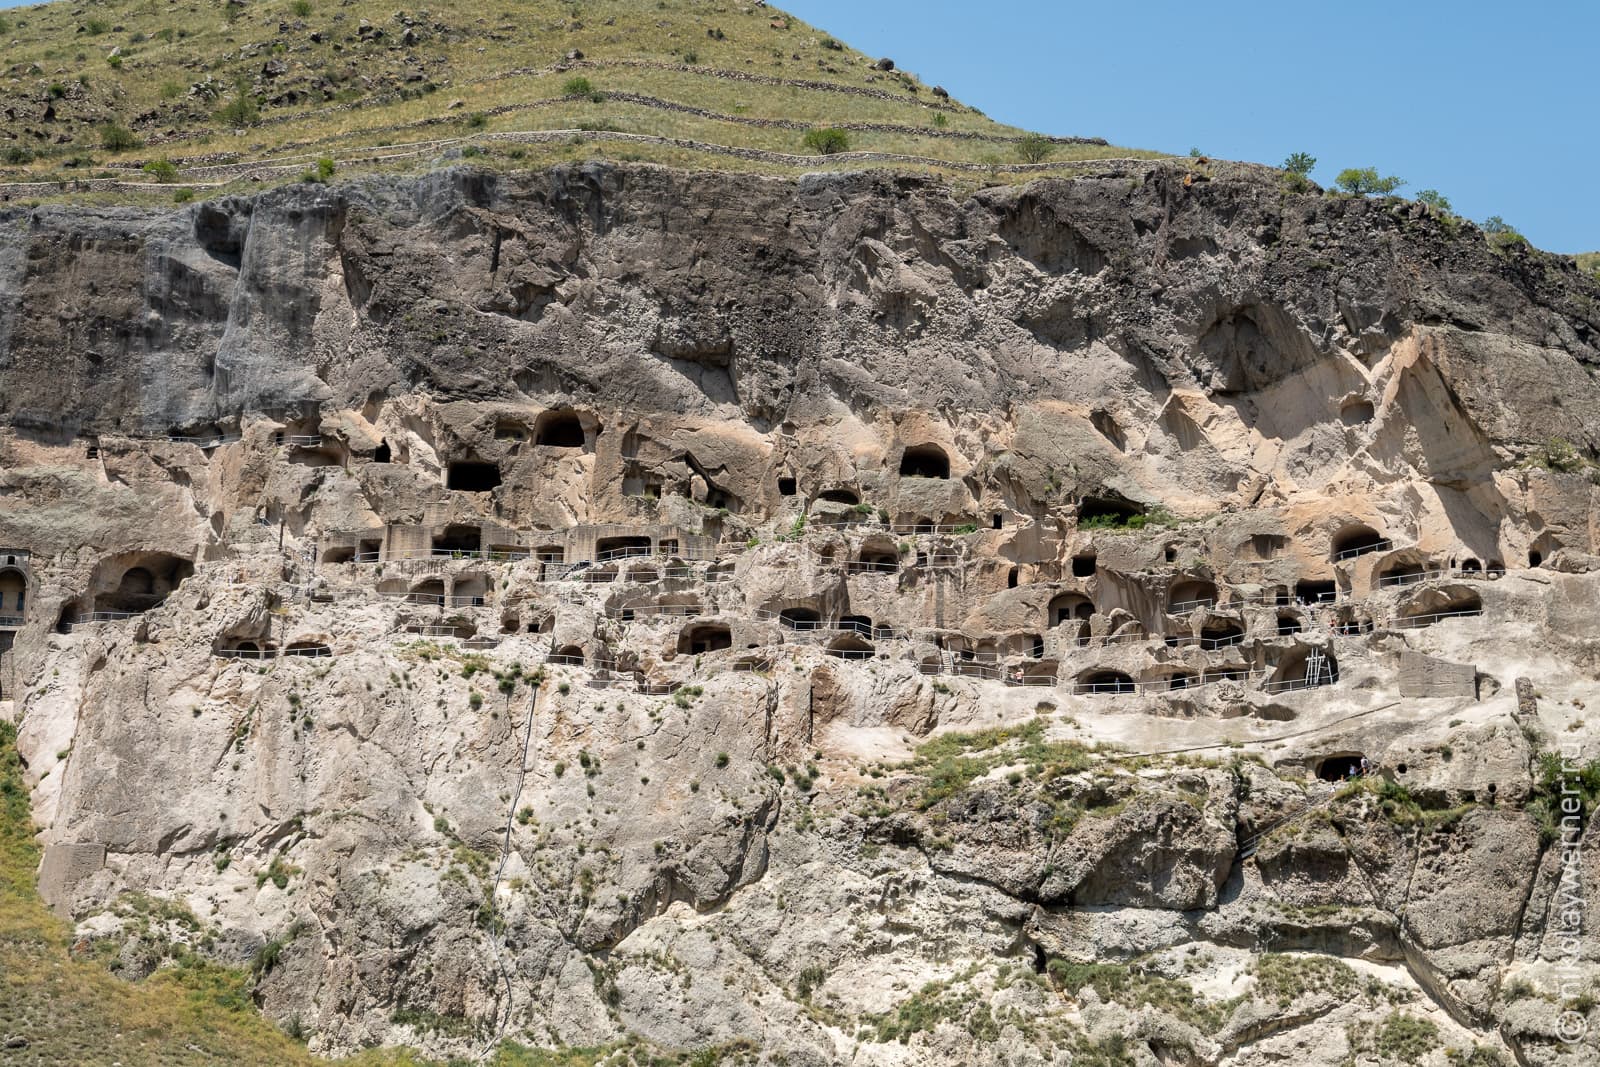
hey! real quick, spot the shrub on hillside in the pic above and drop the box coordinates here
[100,123,139,151]
[141,157,179,182]
[1481,215,1530,253]
[1416,188,1453,213]
[216,80,259,126]
[1282,151,1316,175]
[1334,167,1406,196]
[561,76,603,102]
[1015,133,1053,164]
[802,127,850,155]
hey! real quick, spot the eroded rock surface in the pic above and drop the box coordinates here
[1,161,1598,1064]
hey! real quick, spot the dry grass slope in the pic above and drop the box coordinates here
[0,0,1161,201]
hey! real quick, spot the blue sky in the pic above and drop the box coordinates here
[782,0,1597,254]
[2,0,1589,251]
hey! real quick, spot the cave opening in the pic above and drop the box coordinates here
[1316,755,1367,782]
[899,444,950,479]
[446,461,501,492]
[1331,524,1387,560]
[536,410,587,448]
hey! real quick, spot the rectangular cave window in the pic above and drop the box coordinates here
[597,536,653,561]
[778,477,798,496]
[1072,554,1097,577]
[446,461,501,492]
[433,525,483,554]
[1252,534,1287,559]
[992,514,1003,530]
[1295,580,1337,604]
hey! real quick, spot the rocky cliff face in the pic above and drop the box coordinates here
[2,161,1599,1066]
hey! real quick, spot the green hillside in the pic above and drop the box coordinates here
[0,0,1162,199]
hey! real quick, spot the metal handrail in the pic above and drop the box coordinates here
[0,615,23,628]
[68,611,144,625]
[888,523,983,535]
[407,624,461,637]
[1075,681,1138,695]
[1094,630,1150,646]
[806,518,885,529]
[607,605,703,619]
[1167,598,1217,615]
[1259,675,1335,694]
[1390,607,1484,629]
[594,545,656,562]
[1333,539,1392,561]
[167,433,242,448]
[752,608,835,631]
[950,661,1002,679]
[1199,633,1247,650]
[620,568,661,582]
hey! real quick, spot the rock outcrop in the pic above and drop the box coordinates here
[1,161,1597,1065]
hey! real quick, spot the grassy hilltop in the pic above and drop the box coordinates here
[0,0,1163,199]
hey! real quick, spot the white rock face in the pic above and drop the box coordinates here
[1,163,1598,1064]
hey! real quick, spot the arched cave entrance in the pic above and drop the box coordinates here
[535,410,589,448]
[1316,754,1366,782]
[899,444,950,479]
